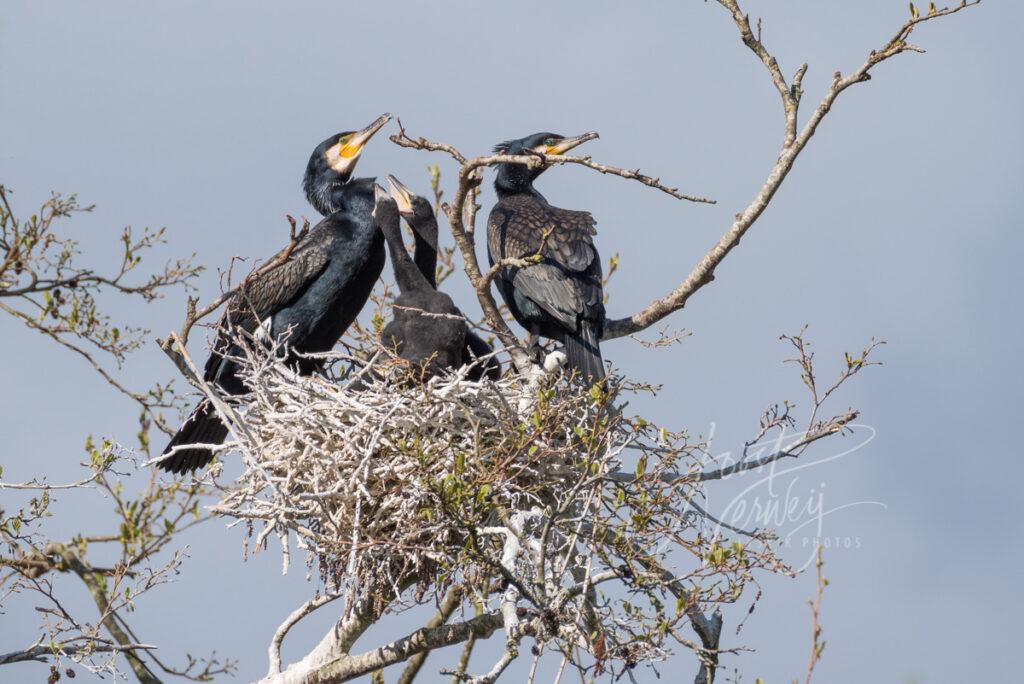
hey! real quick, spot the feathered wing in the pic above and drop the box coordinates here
[512,263,605,381]
[487,196,597,270]
[487,196,606,380]
[204,226,334,382]
[159,223,334,474]
[511,263,585,329]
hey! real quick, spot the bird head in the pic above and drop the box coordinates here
[303,113,391,213]
[385,174,438,250]
[492,130,598,194]
[372,182,400,225]
[493,130,599,157]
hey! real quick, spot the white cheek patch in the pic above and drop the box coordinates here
[326,144,355,173]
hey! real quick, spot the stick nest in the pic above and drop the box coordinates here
[212,343,623,600]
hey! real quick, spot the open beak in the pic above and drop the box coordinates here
[385,174,415,216]
[340,112,392,158]
[385,174,438,251]
[546,130,599,155]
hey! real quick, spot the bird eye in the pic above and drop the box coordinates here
[339,135,351,145]
[544,138,557,147]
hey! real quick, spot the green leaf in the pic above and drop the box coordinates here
[476,484,491,504]
[635,455,647,478]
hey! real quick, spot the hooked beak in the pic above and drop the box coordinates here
[340,112,392,158]
[385,174,415,216]
[546,131,599,155]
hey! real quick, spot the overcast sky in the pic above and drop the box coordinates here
[2,1,1020,682]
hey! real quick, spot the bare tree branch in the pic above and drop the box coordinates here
[803,546,827,684]
[396,586,465,684]
[0,641,157,667]
[267,591,344,676]
[601,0,981,340]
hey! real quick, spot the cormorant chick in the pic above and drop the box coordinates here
[374,185,467,379]
[385,174,501,381]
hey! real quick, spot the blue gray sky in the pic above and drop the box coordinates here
[2,1,1020,682]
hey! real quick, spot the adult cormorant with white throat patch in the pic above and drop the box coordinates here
[487,131,605,381]
[159,113,392,474]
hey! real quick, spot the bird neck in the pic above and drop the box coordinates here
[410,217,439,289]
[494,162,543,199]
[306,175,376,217]
[380,213,430,293]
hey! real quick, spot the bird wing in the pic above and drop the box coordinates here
[203,223,333,381]
[488,195,597,273]
[512,263,586,330]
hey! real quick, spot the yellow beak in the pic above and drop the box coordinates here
[545,131,599,155]
[340,112,392,158]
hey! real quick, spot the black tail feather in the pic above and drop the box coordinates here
[158,401,229,475]
[563,321,605,383]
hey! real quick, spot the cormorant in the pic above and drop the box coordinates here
[486,131,606,381]
[159,113,392,474]
[384,174,502,381]
[374,185,467,379]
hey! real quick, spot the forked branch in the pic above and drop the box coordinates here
[602,0,981,339]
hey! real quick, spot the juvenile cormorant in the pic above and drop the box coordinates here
[385,174,502,381]
[374,185,467,379]
[486,131,606,381]
[159,113,392,474]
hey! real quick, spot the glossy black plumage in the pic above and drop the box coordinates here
[487,132,606,381]
[375,187,466,379]
[160,115,391,474]
[385,175,501,381]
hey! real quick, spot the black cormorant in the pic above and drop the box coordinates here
[486,131,606,381]
[159,113,392,474]
[385,174,502,381]
[374,185,467,379]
